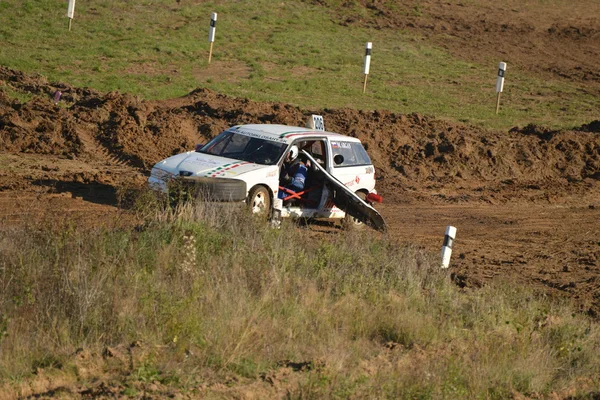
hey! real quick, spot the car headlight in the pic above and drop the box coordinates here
[151,167,175,181]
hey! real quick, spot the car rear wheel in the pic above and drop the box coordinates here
[247,185,271,217]
[342,191,367,230]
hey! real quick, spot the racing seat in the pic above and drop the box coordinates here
[278,185,320,206]
[279,152,326,207]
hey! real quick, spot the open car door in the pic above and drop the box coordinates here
[303,151,386,232]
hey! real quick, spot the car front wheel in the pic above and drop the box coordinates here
[247,185,271,217]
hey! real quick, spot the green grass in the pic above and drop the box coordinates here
[0,0,597,130]
[0,81,34,103]
[1,197,599,397]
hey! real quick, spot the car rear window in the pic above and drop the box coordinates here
[331,141,372,167]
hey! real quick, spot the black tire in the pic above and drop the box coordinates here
[342,191,367,231]
[247,185,271,218]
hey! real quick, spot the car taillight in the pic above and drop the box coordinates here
[366,193,383,203]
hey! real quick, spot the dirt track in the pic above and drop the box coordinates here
[1,64,599,316]
[380,203,600,317]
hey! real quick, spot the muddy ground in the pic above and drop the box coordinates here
[1,64,599,320]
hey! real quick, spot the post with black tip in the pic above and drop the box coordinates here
[208,12,217,64]
[495,62,507,114]
[67,0,76,31]
[363,42,372,93]
[270,198,283,229]
[441,226,457,269]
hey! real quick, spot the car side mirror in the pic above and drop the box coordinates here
[194,143,204,152]
[333,154,344,165]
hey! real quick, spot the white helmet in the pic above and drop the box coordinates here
[288,145,299,161]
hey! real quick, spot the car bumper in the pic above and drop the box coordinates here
[167,176,248,202]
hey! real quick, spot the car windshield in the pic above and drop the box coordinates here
[198,130,288,165]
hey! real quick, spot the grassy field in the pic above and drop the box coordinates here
[1,197,599,397]
[1,0,598,130]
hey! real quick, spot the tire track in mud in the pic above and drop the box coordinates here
[75,122,133,169]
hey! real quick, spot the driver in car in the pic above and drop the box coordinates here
[278,145,308,199]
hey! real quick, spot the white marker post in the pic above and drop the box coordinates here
[208,12,217,64]
[495,62,507,114]
[363,42,372,93]
[67,0,76,31]
[440,226,457,269]
[270,198,283,229]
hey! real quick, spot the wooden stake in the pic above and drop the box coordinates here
[68,18,72,31]
[363,74,368,93]
[495,92,501,114]
[208,42,214,64]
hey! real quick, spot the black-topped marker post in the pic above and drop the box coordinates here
[67,0,76,31]
[208,13,217,64]
[495,62,507,114]
[363,42,372,93]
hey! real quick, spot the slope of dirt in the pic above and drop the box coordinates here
[2,65,599,203]
[1,66,600,317]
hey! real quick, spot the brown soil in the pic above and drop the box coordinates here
[2,65,599,320]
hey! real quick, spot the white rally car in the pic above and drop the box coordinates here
[148,119,385,230]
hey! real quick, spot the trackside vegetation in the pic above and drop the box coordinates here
[0,0,598,130]
[1,195,599,397]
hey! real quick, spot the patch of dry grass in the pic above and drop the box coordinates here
[1,195,599,398]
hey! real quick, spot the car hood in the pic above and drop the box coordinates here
[153,152,272,178]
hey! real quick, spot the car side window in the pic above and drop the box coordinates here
[310,141,323,157]
[310,141,326,167]
[331,141,372,167]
